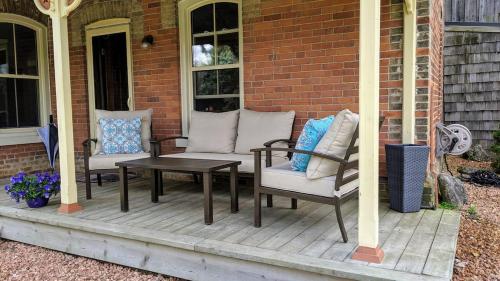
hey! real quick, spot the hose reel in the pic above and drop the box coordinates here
[436,123,472,157]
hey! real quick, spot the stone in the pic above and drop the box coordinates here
[438,173,467,207]
[464,144,493,162]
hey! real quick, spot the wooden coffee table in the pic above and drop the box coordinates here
[115,157,241,225]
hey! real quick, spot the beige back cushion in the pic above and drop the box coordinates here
[234,109,295,156]
[306,109,359,179]
[94,109,153,155]
[186,110,239,153]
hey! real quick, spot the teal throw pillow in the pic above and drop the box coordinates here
[290,116,334,172]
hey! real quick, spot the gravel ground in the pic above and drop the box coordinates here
[447,156,500,280]
[0,239,184,281]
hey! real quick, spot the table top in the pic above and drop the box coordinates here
[115,157,241,173]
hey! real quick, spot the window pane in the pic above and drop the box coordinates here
[0,78,17,128]
[0,23,15,74]
[215,3,238,31]
[193,70,217,96]
[218,68,239,95]
[217,33,238,65]
[192,36,214,67]
[16,79,39,127]
[195,97,239,112]
[191,4,214,34]
[15,25,38,76]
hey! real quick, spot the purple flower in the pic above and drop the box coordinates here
[44,192,51,199]
[4,185,10,192]
[44,185,52,192]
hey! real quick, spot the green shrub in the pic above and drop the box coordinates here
[492,129,500,173]
[467,204,478,219]
[439,201,457,210]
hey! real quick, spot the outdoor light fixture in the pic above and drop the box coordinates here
[141,35,154,48]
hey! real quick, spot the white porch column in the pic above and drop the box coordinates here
[352,0,384,263]
[402,0,417,144]
[34,0,83,213]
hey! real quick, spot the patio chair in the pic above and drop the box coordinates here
[252,110,366,243]
[83,109,154,199]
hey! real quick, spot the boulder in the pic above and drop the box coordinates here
[464,144,492,162]
[438,173,468,207]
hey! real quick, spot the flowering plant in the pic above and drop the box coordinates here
[4,171,60,204]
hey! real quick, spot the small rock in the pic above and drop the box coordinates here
[438,173,468,207]
[464,144,492,162]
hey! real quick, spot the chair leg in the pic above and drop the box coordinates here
[85,169,92,200]
[334,197,348,243]
[291,198,298,209]
[97,173,102,186]
[254,190,262,227]
[266,194,273,207]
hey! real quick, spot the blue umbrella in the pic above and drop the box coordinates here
[37,119,59,169]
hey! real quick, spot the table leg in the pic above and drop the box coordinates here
[157,171,164,196]
[203,172,213,225]
[119,166,129,212]
[230,165,239,213]
[151,169,159,203]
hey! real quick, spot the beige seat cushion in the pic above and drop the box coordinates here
[306,109,359,179]
[262,162,358,198]
[95,109,153,155]
[161,152,288,174]
[234,109,295,156]
[89,153,150,170]
[186,110,239,154]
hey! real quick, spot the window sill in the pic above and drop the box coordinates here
[0,128,42,146]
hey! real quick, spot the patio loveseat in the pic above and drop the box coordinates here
[151,109,296,205]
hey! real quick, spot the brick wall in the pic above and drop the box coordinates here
[0,0,445,199]
[426,0,445,206]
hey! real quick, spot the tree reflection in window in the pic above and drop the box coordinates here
[190,2,241,112]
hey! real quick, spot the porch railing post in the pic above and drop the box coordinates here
[402,0,417,144]
[34,0,82,213]
[352,0,384,263]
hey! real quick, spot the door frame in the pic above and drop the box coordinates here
[85,18,134,142]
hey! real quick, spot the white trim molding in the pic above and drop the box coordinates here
[178,0,244,136]
[0,13,51,146]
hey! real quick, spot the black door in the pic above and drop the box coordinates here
[92,32,129,111]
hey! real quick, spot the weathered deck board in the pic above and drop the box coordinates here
[0,178,459,281]
[394,209,443,274]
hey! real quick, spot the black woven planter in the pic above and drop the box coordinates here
[385,144,429,213]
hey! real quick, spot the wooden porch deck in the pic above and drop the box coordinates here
[0,177,459,281]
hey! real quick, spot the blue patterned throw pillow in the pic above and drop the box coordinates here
[99,117,144,154]
[290,116,335,172]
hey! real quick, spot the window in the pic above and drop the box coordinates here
[179,0,243,134]
[0,14,50,145]
[191,2,241,112]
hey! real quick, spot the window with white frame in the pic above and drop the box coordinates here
[0,14,50,145]
[188,1,242,112]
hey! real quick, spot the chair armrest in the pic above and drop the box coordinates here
[150,136,188,157]
[263,139,296,148]
[251,147,347,164]
[150,136,188,145]
[82,138,97,147]
[82,138,97,159]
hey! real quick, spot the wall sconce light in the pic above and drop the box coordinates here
[141,35,154,49]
